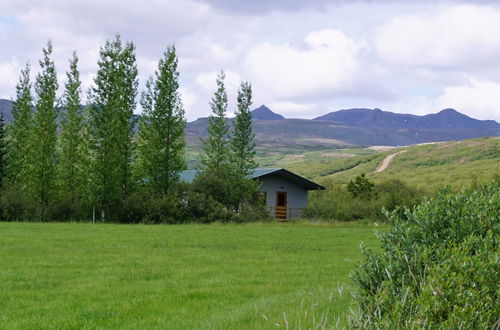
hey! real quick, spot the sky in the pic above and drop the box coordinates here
[1,0,500,122]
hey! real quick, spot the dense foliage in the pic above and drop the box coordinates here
[6,63,33,192]
[198,71,260,213]
[135,46,185,195]
[88,34,138,222]
[230,81,258,211]
[0,37,263,223]
[32,41,59,221]
[58,51,87,217]
[305,174,424,222]
[351,182,499,328]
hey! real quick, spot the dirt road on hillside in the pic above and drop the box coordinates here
[374,150,407,173]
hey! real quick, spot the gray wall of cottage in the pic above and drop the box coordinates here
[258,174,308,218]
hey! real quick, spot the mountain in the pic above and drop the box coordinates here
[1,98,498,148]
[0,99,13,122]
[314,108,499,130]
[251,105,285,120]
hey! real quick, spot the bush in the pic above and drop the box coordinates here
[375,179,423,216]
[48,196,91,222]
[305,178,424,222]
[351,183,499,328]
[191,168,237,210]
[183,190,236,223]
[0,186,37,221]
[347,173,375,200]
[237,202,272,223]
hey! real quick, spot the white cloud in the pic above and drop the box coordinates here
[192,70,243,118]
[245,29,364,100]
[179,87,197,114]
[2,1,500,123]
[380,78,500,122]
[0,58,21,98]
[268,101,317,117]
[437,78,500,121]
[195,70,242,93]
[375,5,500,69]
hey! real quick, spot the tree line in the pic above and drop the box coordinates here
[0,35,263,223]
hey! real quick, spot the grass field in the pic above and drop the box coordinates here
[0,222,380,329]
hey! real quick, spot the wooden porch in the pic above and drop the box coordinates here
[266,206,305,221]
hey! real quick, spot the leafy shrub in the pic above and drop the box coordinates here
[183,190,235,223]
[0,186,37,221]
[351,183,499,328]
[237,202,272,223]
[305,178,424,222]
[347,173,375,200]
[375,179,423,216]
[191,168,237,210]
[48,196,91,222]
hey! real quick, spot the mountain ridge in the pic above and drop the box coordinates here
[313,107,499,130]
[250,105,285,120]
[1,99,498,147]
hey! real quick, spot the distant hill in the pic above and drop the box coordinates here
[186,116,499,151]
[314,108,499,130]
[0,99,13,122]
[1,98,498,148]
[251,105,285,120]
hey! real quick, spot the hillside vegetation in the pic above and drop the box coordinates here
[283,136,499,192]
[266,136,499,222]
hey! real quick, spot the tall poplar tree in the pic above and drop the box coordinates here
[59,51,86,205]
[32,41,59,220]
[194,70,237,208]
[88,34,138,221]
[201,70,230,171]
[7,63,33,191]
[230,81,257,209]
[136,46,185,194]
[0,116,7,191]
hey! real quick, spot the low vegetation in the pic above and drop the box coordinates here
[305,175,424,222]
[266,136,500,222]
[352,182,499,328]
[316,137,500,191]
[0,222,380,328]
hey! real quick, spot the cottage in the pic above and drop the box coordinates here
[180,168,325,220]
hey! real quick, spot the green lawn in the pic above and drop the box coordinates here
[0,222,379,329]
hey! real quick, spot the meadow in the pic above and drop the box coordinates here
[0,222,380,329]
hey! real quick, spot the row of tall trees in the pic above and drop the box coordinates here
[0,35,259,222]
[197,71,257,212]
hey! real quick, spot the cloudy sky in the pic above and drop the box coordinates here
[1,0,500,122]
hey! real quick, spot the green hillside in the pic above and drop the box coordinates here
[279,136,499,192]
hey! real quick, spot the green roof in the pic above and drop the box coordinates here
[179,170,199,183]
[180,168,325,190]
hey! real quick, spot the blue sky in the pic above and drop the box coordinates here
[1,0,500,122]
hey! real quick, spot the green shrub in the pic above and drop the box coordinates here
[347,173,375,200]
[48,196,91,222]
[183,190,235,223]
[376,179,423,216]
[305,178,424,222]
[351,183,499,328]
[0,186,37,221]
[237,202,272,223]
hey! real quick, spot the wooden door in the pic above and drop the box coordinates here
[275,191,287,220]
